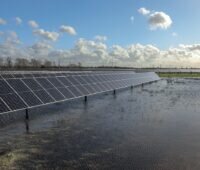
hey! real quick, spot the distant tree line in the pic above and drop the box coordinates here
[0,57,82,69]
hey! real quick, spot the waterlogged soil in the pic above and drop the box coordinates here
[1,79,200,169]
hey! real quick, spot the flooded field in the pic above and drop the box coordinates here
[1,78,200,169]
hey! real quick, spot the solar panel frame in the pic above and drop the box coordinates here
[12,74,24,78]
[58,87,75,99]
[0,80,15,95]
[22,78,43,91]
[36,78,54,89]
[46,88,65,101]
[6,79,30,93]
[67,76,80,85]
[0,72,160,114]
[81,76,94,84]
[19,91,43,107]
[1,74,14,79]
[74,76,88,85]
[34,90,55,104]
[96,83,107,92]
[47,77,65,88]
[90,84,102,93]
[0,93,27,110]
[23,74,34,78]
[75,85,90,95]
[57,77,73,87]
[83,84,96,94]
[0,97,10,113]
[68,86,83,97]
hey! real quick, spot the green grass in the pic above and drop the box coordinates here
[158,72,200,78]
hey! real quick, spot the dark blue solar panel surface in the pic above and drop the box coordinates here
[0,93,27,110]
[0,80,14,95]
[34,90,55,104]
[0,98,10,112]
[0,72,160,114]
[22,79,43,91]
[36,78,54,89]
[19,91,42,106]
[7,79,30,92]
[47,78,64,88]
[58,87,74,99]
[47,88,65,101]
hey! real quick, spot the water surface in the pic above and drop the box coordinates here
[1,79,200,169]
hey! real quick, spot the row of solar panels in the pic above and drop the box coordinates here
[0,72,160,114]
[0,71,134,79]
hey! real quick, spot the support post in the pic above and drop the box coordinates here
[84,96,88,102]
[131,85,133,89]
[25,108,29,120]
[113,89,116,95]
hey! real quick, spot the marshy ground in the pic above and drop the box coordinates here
[1,78,200,169]
[158,72,200,78]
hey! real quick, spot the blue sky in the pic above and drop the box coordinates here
[0,0,200,67]
[0,0,199,49]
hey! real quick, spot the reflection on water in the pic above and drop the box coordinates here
[1,79,200,169]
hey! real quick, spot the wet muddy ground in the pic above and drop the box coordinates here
[1,78,200,169]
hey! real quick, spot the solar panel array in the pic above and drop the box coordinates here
[0,71,160,114]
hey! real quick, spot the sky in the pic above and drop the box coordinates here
[0,0,200,67]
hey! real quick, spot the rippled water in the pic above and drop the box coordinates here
[1,78,200,169]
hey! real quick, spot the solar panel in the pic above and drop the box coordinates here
[19,91,42,106]
[34,90,55,104]
[22,79,43,91]
[57,87,74,99]
[0,93,27,110]
[47,88,65,101]
[84,84,97,93]
[0,72,160,114]
[13,74,24,78]
[67,76,80,85]
[0,98,10,112]
[96,83,107,91]
[90,75,100,83]
[23,74,34,78]
[0,80,14,95]
[7,79,30,93]
[47,77,65,88]
[1,74,14,79]
[36,78,54,89]
[68,86,83,97]
[93,84,104,92]
[75,85,90,95]
[82,76,93,84]
[75,76,88,84]
[57,77,72,87]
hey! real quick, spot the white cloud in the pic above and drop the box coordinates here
[5,31,21,45]
[33,29,59,41]
[60,25,77,35]
[0,18,7,25]
[179,44,200,51]
[28,20,39,28]
[149,12,172,30]
[138,8,150,15]
[28,42,53,58]
[1,36,200,67]
[94,35,107,42]
[110,45,129,59]
[15,17,22,25]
